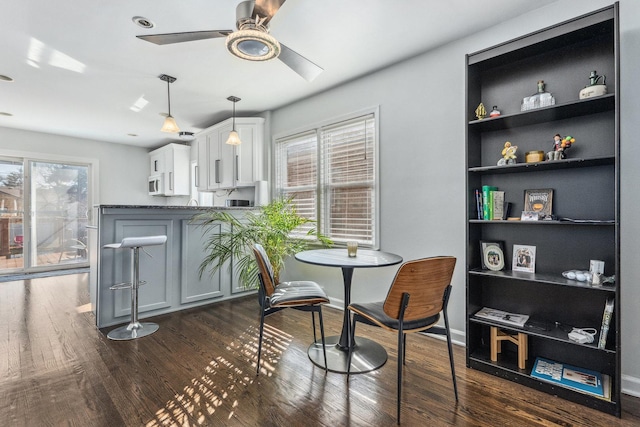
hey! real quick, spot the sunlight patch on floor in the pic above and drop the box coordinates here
[145,323,293,426]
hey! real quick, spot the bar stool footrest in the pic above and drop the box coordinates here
[109,280,146,290]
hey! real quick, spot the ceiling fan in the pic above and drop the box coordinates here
[137,0,323,82]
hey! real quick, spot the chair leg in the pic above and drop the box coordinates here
[397,328,404,424]
[444,309,458,401]
[403,333,407,365]
[256,303,266,376]
[317,307,328,373]
[311,310,318,343]
[346,314,357,380]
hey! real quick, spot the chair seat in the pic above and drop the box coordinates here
[270,280,330,307]
[349,301,440,332]
[104,235,167,249]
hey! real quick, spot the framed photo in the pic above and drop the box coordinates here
[480,240,505,271]
[512,244,536,273]
[521,211,539,221]
[524,189,553,219]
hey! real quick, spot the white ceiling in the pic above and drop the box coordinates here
[0,0,558,149]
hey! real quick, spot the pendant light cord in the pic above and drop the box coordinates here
[232,99,236,131]
[167,80,172,117]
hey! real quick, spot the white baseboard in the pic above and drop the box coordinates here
[622,374,640,398]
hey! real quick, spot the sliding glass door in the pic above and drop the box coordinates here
[30,161,89,268]
[0,157,90,274]
[0,158,25,271]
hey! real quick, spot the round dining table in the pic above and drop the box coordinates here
[294,248,403,373]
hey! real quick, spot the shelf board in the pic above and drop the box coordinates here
[468,155,615,174]
[468,316,616,354]
[468,268,617,293]
[468,218,615,226]
[468,94,615,132]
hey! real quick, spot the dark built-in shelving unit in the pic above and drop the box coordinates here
[465,3,620,416]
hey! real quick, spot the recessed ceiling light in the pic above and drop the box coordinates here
[132,16,154,29]
[0,112,13,116]
[0,75,14,82]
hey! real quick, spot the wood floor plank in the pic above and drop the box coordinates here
[0,273,638,426]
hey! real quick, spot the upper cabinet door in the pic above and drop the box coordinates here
[196,117,265,191]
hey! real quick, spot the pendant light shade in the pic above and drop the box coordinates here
[225,96,242,145]
[160,74,180,133]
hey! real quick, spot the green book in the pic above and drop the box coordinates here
[482,185,498,220]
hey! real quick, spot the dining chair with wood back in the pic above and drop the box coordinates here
[252,244,330,375]
[346,256,458,424]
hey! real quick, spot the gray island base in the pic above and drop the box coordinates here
[91,205,256,329]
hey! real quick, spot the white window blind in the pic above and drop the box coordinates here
[275,131,318,238]
[320,115,375,244]
[275,112,377,246]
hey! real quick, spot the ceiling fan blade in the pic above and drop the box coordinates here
[252,0,287,26]
[137,30,232,45]
[278,43,323,82]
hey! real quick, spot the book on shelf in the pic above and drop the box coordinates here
[475,189,483,220]
[473,307,529,328]
[531,357,611,400]
[482,185,497,220]
[492,191,505,220]
[598,297,614,349]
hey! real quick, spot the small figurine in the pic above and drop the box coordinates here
[475,103,486,120]
[497,141,518,166]
[547,134,576,160]
[579,70,607,99]
[489,106,501,117]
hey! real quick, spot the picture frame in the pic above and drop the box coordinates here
[512,244,536,273]
[524,188,553,219]
[521,211,539,221]
[480,240,505,271]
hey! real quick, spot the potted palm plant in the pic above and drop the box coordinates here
[194,197,332,288]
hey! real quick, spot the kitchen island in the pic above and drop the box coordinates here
[91,205,256,328]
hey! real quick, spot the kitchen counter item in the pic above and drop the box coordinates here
[225,199,251,207]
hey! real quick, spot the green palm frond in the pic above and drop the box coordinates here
[192,197,332,287]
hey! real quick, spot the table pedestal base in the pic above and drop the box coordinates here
[308,335,387,374]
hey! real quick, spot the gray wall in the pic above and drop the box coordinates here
[0,126,163,207]
[273,0,640,396]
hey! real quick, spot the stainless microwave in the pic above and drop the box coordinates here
[148,174,164,196]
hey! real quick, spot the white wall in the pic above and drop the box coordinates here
[274,0,640,396]
[0,126,160,206]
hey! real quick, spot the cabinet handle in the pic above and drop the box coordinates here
[154,160,158,172]
[235,155,239,181]
[169,172,173,191]
[195,166,199,187]
[215,159,220,184]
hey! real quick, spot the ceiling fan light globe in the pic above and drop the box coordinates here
[226,130,242,145]
[161,115,180,133]
[226,29,280,61]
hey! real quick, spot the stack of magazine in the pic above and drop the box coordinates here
[531,357,611,400]
[474,307,529,328]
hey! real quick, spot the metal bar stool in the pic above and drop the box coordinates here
[104,235,167,340]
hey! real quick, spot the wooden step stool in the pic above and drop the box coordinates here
[490,326,528,369]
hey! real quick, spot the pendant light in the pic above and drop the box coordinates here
[160,74,180,133]
[225,96,242,145]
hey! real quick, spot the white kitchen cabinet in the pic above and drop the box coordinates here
[148,143,190,196]
[196,117,265,192]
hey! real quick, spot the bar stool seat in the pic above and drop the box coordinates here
[104,235,167,340]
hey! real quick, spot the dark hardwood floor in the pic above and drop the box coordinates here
[1,273,639,426]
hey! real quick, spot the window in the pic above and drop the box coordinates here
[275,112,378,247]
